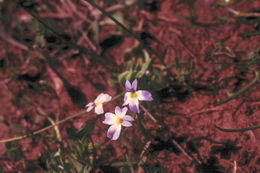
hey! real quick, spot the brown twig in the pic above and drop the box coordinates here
[233,160,237,173]
[140,105,157,123]
[0,92,124,143]
[0,31,29,51]
[215,124,260,132]
[0,111,87,143]
[46,116,62,142]
[187,107,223,117]
[171,139,194,161]
[140,140,152,158]
[226,7,260,17]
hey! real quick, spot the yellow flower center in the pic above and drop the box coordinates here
[115,117,123,125]
[130,92,138,99]
[96,101,101,106]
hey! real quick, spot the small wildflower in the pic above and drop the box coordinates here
[123,79,153,113]
[103,106,134,140]
[86,93,112,114]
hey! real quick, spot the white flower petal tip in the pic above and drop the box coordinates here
[86,93,112,114]
[95,105,104,114]
[103,107,134,140]
[86,102,94,112]
[123,79,153,113]
[137,90,153,101]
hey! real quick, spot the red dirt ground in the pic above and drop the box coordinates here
[0,0,259,172]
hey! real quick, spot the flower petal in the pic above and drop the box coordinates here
[122,120,132,127]
[129,99,140,113]
[121,107,128,116]
[115,106,122,116]
[99,93,112,103]
[86,102,94,107]
[125,80,133,92]
[115,106,128,116]
[95,93,104,102]
[137,90,153,101]
[86,102,94,112]
[87,106,94,112]
[107,125,121,140]
[132,79,137,91]
[123,115,134,121]
[95,105,104,114]
[122,92,130,106]
[103,113,117,125]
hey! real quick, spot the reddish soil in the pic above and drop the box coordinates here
[0,0,259,172]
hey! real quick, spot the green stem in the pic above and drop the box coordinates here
[214,71,260,106]
[215,124,260,132]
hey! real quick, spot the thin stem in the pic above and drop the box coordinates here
[226,7,260,17]
[46,116,62,142]
[214,71,260,106]
[171,139,193,161]
[139,140,152,158]
[110,92,124,102]
[0,111,86,143]
[215,124,260,132]
[140,105,157,123]
[0,93,124,143]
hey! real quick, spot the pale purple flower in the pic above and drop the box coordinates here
[123,79,153,113]
[103,106,134,140]
[86,93,112,114]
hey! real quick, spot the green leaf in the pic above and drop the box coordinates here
[136,51,151,78]
[126,60,134,71]
[126,69,133,80]
[118,71,129,84]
